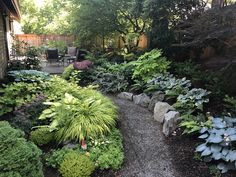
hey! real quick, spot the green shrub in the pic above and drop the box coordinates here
[8,70,50,83]
[40,89,117,142]
[131,49,171,82]
[174,88,211,114]
[30,127,54,146]
[0,121,43,177]
[46,148,75,168]
[89,128,124,170]
[59,152,95,177]
[62,65,74,80]
[196,117,236,173]
[224,95,236,116]
[0,82,43,116]
[9,95,47,134]
[145,74,191,98]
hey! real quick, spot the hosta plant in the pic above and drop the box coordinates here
[196,117,236,173]
[8,70,50,83]
[174,88,211,114]
[39,91,117,143]
[145,74,191,98]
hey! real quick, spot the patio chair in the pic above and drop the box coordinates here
[45,48,62,65]
[64,47,78,63]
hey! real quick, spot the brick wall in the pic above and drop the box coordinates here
[0,13,8,79]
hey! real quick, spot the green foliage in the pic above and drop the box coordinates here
[20,0,74,34]
[8,70,50,82]
[132,49,171,82]
[92,62,134,93]
[61,65,75,80]
[174,88,211,114]
[179,114,212,134]
[39,90,117,142]
[145,74,191,98]
[0,121,43,177]
[224,95,236,116]
[30,127,54,146]
[89,128,124,170]
[0,82,43,116]
[196,117,236,173]
[59,152,95,177]
[46,148,75,168]
[48,40,67,55]
[9,95,47,134]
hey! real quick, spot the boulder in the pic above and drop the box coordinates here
[117,92,133,101]
[133,93,151,107]
[154,102,174,123]
[148,91,165,112]
[162,111,180,136]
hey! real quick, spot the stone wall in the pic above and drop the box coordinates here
[0,13,8,79]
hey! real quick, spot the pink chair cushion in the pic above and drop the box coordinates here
[73,60,93,70]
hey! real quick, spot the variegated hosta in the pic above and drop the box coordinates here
[196,117,236,173]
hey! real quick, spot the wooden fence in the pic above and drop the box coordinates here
[15,34,148,50]
[15,34,76,47]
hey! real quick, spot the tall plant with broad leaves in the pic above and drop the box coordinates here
[131,49,171,82]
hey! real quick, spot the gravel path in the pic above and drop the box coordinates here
[112,97,181,177]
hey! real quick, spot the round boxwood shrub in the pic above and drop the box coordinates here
[0,121,43,177]
[59,152,95,177]
[30,127,54,146]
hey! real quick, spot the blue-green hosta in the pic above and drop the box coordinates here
[145,74,191,97]
[8,70,50,82]
[39,91,118,143]
[174,88,211,113]
[196,117,236,173]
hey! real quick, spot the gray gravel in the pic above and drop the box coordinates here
[112,97,181,177]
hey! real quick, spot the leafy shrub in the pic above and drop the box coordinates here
[48,40,66,55]
[8,70,50,82]
[10,94,47,134]
[174,88,211,114]
[30,127,54,146]
[0,121,43,177]
[39,91,117,143]
[196,117,236,173]
[46,148,75,168]
[146,74,191,98]
[171,60,201,79]
[89,128,124,170]
[224,95,236,116]
[131,49,171,82]
[179,114,212,134]
[93,68,129,93]
[0,82,43,116]
[59,152,95,177]
[61,65,74,80]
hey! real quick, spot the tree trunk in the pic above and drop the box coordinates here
[211,0,225,8]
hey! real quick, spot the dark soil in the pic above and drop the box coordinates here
[166,129,236,177]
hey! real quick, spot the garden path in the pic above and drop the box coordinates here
[112,96,181,177]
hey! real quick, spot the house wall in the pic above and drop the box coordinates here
[0,13,8,79]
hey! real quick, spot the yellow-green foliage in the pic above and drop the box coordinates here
[59,152,95,177]
[62,65,74,80]
[30,127,54,146]
[40,91,117,142]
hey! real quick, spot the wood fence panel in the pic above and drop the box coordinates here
[15,34,75,47]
